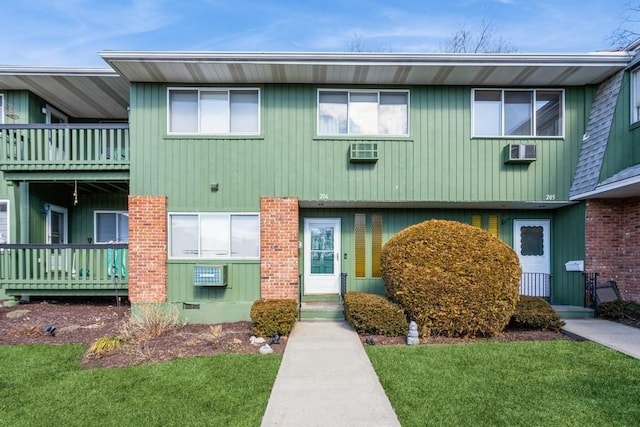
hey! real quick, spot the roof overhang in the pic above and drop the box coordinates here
[101,51,633,86]
[571,175,640,200]
[0,67,129,119]
[298,200,576,210]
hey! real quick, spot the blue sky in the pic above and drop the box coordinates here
[0,0,635,67]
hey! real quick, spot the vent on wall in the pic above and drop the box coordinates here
[350,143,378,163]
[194,265,228,287]
[504,144,537,164]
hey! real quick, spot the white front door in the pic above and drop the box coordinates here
[304,218,341,294]
[514,219,551,298]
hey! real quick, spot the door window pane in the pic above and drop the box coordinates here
[0,201,7,243]
[310,226,334,274]
[520,226,544,256]
[504,91,532,136]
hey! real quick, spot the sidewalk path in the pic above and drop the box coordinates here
[261,320,401,427]
[562,318,640,359]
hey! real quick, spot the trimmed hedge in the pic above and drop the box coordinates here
[381,219,521,338]
[344,292,408,336]
[507,295,565,332]
[599,300,640,320]
[250,299,298,337]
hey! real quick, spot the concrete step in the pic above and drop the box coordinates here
[299,301,344,320]
[552,305,595,319]
[301,294,342,303]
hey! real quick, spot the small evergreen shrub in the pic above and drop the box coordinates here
[507,296,565,332]
[250,299,298,336]
[381,219,521,338]
[599,300,640,320]
[344,292,408,336]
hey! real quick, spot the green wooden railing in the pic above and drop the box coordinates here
[0,244,128,296]
[0,124,129,171]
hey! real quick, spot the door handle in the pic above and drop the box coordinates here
[336,252,339,261]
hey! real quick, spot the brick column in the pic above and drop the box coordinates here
[586,198,640,301]
[128,196,167,303]
[260,197,299,301]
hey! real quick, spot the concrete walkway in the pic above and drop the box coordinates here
[261,320,400,427]
[562,318,640,359]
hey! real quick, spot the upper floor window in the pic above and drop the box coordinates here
[318,90,409,136]
[472,89,564,137]
[0,94,4,124]
[95,211,129,243]
[169,212,259,259]
[632,69,640,123]
[0,201,8,244]
[168,88,260,135]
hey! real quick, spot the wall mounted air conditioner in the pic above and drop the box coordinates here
[350,143,378,163]
[504,144,537,164]
[193,265,228,287]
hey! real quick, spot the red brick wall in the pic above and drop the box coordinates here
[128,196,167,303]
[586,198,640,301]
[260,197,299,301]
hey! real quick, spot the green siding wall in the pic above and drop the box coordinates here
[601,72,640,181]
[130,84,591,205]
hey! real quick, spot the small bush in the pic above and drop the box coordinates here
[344,292,408,336]
[599,300,640,320]
[507,296,565,332]
[250,299,298,337]
[129,303,183,340]
[87,336,127,357]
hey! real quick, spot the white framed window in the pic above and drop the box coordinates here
[0,94,4,124]
[169,212,259,259]
[472,89,564,137]
[95,211,129,243]
[632,68,640,123]
[0,200,9,244]
[167,88,260,135]
[318,89,409,136]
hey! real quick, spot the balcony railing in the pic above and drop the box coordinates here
[0,124,129,171]
[0,244,128,296]
[520,272,552,301]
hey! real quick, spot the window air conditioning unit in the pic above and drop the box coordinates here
[350,143,378,163]
[194,265,228,287]
[504,144,537,164]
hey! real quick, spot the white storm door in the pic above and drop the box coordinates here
[46,204,68,244]
[304,218,341,294]
[514,219,550,297]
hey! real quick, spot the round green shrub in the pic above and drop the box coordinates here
[381,219,521,338]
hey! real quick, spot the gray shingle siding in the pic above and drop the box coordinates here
[570,71,624,198]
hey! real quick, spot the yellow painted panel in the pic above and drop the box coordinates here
[372,214,383,278]
[355,214,366,278]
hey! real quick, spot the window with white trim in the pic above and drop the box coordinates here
[0,201,9,244]
[169,213,259,259]
[632,68,640,123]
[0,94,4,124]
[472,89,564,137]
[318,89,409,136]
[168,88,260,135]
[95,211,129,243]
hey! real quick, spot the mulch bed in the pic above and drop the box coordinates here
[0,298,594,368]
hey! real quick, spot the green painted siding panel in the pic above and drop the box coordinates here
[166,262,260,303]
[551,204,586,305]
[130,84,590,206]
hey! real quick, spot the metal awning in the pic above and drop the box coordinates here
[101,51,633,86]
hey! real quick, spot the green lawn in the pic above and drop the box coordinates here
[0,345,281,427]
[367,340,640,427]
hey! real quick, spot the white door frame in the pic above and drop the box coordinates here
[514,219,551,297]
[303,218,341,295]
